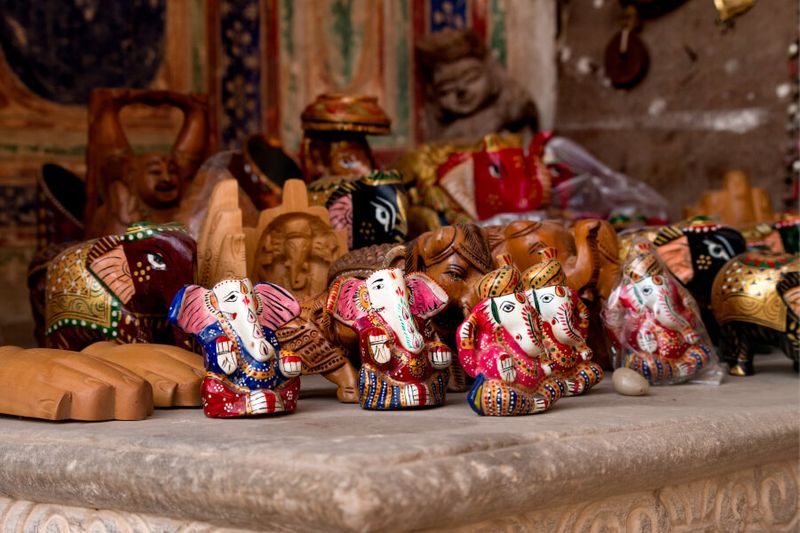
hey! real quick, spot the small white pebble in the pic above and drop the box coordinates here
[613,368,650,396]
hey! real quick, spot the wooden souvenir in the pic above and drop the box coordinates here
[485,219,621,301]
[603,241,715,385]
[252,180,359,402]
[456,257,560,416]
[81,342,204,407]
[44,222,196,351]
[251,180,348,301]
[684,170,775,228]
[195,178,249,288]
[299,94,390,183]
[169,278,303,417]
[308,170,409,250]
[415,29,538,142]
[177,151,261,241]
[711,252,799,376]
[522,248,603,396]
[0,346,153,421]
[404,223,495,390]
[84,89,211,238]
[195,179,359,403]
[325,269,451,410]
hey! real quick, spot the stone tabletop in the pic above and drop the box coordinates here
[0,354,798,532]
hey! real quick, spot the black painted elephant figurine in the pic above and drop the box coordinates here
[44,222,196,350]
[711,251,799,376]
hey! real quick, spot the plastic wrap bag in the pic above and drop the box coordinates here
[602,239,723,385]
[544,136,670,225]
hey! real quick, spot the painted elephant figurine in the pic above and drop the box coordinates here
[620,218,747,341]
[603,241,716,385]
[44,222,196,350]
[325,268,451,410]
[711,252,799,376]
[308,170,409,250]
[399,133,551,231]
[169,277,303,417]
[484,218,620,369]
[522,248,603,396]
[645,218,747,309]
[457,257,561,416]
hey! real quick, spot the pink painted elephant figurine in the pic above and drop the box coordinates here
[169,278,302,417]
[603,241,716,385]
[325,268,452,410]
[456,257,561,416]
[522,248,603,396]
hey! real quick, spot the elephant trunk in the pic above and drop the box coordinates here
[283,238,311,291]
[567,220,600,296]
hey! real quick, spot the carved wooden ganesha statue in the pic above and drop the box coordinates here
[251,180,349,302]
[522,248,603,396]
[325,269,452,410]
[457,257,560,416]
[603,241,717,385]
[248,179,358,402]
[169,278,303,418]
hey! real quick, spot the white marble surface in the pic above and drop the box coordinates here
[0,354,797,532]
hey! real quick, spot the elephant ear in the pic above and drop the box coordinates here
[253,282,301,330]
[405,272,448,319]
[325,277,370,326]
[168,285,217,335]
[86,235,135,305]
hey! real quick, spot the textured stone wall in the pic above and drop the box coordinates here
[556,0,797,219]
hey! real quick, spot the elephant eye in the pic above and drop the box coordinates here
[540,294,554,304]
[704,239,730,260]
[642,287,653,295]
[224,293,238,303]
[146,253,167,271]
[500,301,515,313]
[489,164,501,178]
[338,155,358,169]
[446,269,465,281]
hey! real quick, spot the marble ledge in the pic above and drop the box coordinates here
[0,354,797,532]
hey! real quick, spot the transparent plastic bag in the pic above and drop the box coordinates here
[602,238,723,385]
[544,136,670,224]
